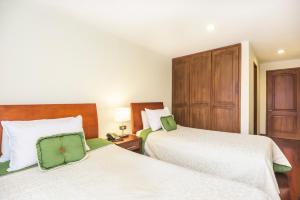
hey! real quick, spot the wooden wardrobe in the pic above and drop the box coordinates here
[172,44,241,133]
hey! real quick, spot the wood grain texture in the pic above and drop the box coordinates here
[172,57,190,126]
[0,104,99,154]
[130,102,164,134]
[267,68,300,140]
[114,134,141,153]
[211,44,240,132]
[190,51,212,129]
[172,43,241,133]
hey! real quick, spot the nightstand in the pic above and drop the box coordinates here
[113,134,141,153]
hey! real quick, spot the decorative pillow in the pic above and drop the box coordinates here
[2,116,88,172]
[141,111,150,129]
[160,115,177,131]
[145,107,170,131]
[36,132,87,170]
[273,163,292,173]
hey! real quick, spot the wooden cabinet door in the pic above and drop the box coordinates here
[172,57,190,126]
[190,52,212,129]
[211,45,240,132]
[267,68,300,140]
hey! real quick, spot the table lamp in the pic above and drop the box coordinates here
[114,107,130,135]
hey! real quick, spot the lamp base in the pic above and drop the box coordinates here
[119,125,127,136]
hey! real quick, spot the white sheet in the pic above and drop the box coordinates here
[0,145,270,200]
[144,126,291,200]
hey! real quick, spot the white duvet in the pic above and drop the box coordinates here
[0,145,270,200]
[143,126,291,200]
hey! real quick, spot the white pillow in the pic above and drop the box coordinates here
[2,116,88,171]
[145,107,170,131]
[141,111,150,129]
[0,127,10,162]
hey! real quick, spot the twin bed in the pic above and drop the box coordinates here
[0,103,289,200]
[131,102,292,200]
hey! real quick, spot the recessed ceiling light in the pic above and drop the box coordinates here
[277,49,285,54]
[206,24,215,32]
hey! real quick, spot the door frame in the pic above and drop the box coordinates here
[266,67,300,140]
[253,63,258,135]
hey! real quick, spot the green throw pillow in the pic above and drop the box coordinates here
[36,132,87,170]
[161,115,177,131]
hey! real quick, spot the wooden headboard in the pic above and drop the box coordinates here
[130,102,164,134]
[0,104,99,154]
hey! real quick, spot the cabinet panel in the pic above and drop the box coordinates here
[190,52,211,129]
[173,106,190,127]
[190,104,210,129]
[172,57,189,105]
[211,107,235,132]
[211,45,240,132]
[172,57,190,126]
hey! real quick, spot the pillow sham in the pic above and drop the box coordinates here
[145,107,170,131]
[2,116,87,171]
[0,127,10,162]
[160,115,177,131]
[36,132,87,170]
[141,111,150,129]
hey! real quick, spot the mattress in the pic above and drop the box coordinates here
[0,144,270,200]
[143,126,291,200]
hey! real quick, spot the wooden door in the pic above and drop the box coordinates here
[267,68,300,140]
[172,57,190,126]
[211,45,240,132]
[190,51,212,129]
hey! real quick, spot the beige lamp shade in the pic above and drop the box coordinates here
[114,107,130,122]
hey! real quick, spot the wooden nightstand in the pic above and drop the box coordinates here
[113,134,141,153]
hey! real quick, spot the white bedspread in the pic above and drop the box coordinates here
[144,126,291,200]
[0,145,270,200]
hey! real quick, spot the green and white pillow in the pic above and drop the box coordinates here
[160,115,177,131]
[36,132,87,171]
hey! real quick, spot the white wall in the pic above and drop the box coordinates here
[241,41,259,135]
[0,0,171,136]
[259,58,300,134]
[241,41,250,134]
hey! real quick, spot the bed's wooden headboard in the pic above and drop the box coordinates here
[0,104,99,154]
[130,102,164,134]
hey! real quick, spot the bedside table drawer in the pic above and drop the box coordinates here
[117,139,140,151]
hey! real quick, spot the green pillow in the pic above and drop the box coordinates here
[36,132,87,170]
[160,115,177,131]
[273,163,292,173]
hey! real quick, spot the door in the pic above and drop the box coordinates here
[172,57,190,126]
[267,68,300,140]
[211,45,240,132]
[190,51,212,129]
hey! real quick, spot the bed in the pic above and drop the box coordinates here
[0,104,270,200]
[131,102,292,200]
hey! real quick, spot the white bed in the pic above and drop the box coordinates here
[140,125,290,200]
[0,144,271,200]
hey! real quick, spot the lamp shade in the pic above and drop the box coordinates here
[114,107,130,122]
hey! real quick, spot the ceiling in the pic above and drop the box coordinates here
[38,0,300,62]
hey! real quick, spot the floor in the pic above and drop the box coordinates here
[272,137,300,200]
